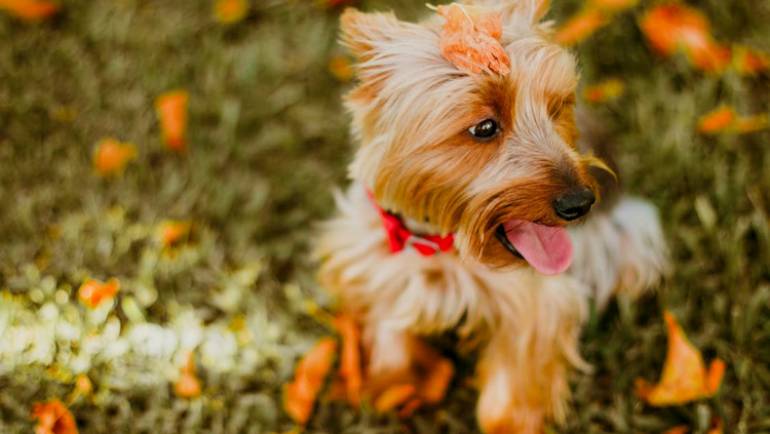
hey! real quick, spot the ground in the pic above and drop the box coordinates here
[0,0,769,433]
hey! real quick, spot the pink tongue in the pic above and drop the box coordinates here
[503,219,573,275]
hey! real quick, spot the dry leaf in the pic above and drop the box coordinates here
[662,426,689,434]
[155,90,189,152]
[697,106,769,135]
[732,46,769,75]
[0,0,58,21]
[78,278,120,309]
[583,78,625,103]
[697,106,736,134]
[159,220,192,248]
[411,340,454,405]
[328,54,354,82]
[332,315,362,406]
[635,311,725,406]
[708,418,724,434]
[374,384,416,413]
[93,138,137,176]
[640,4,730,72]
[553,8,608,47]
[214,0,247,24]
[435,3,510,75]
[174,352,202,399]
[31,399,78,434]
[283,338,337,425]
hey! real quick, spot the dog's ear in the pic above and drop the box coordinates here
[339,8,408,61]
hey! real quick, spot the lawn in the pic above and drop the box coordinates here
[0,0,769,433]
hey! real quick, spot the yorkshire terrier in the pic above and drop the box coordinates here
[316,0,668,432]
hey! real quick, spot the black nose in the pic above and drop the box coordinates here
[553,188,595,221]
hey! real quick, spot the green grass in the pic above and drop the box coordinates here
[0,0,769,433]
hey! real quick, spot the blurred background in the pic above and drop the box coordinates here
[0,0,769,433]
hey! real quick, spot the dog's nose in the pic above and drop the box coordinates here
[553,187,595,221]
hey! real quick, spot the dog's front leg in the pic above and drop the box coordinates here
[475,276,588,434]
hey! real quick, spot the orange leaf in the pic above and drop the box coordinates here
[554,8,608,47]
[332,315,362,406]
[640,4,730,73]
[283,338,337,425]
[174,352,202,398]
[92,138,137,176]
[159,220,192,248]
[697,106,736,134]
[583,78,625,103]
[411,341,455,404]
[635,311,725,406]
[662,426,689,434]
[328,54,354,82]
[78,278,120,309]
[214,0,247,24]
[373,383,416,413]
[732,46,770,75]
[31,399,78,434]
[708,418,724,434]
[0,0,58,21]
[435,3,510,75]
[155,90,189,152]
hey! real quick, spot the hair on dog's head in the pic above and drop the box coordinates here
[340,0,601,273]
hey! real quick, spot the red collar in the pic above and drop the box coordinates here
[367,191,454,256]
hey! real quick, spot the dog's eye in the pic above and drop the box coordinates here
[468,119,499,140]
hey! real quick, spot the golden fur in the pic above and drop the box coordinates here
[316,1,668,432]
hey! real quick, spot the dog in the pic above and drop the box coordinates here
[316,0,668,432]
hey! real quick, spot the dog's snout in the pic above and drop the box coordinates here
[553,187,595,221]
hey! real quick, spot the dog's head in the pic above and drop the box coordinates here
[341,0,604,274]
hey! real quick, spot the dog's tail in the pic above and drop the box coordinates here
[568,197,669,308]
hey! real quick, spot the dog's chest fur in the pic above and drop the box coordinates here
[317,182,589,338]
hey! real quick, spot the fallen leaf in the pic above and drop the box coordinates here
[397,398,423,418]
[635,311,725,406]
[583,78,625,103]
[553,8,608,47]
[697,106,769,135]
[374,383,416,413]
[214,0,247,24]
[697,105,736,134]
[435,3,510,75]
[0,0,58,21]
[662,426,689,434]
[411,340,454,404]
[708,418,724,434]
[155,90,189,152]
[283,338,337,425]
[732,46,770,75]
[174,352,202,399]
[328,54,354,82]
[332,315,362,406]
[78,278,120,309]
[93,138,137,176]
[159,220,192,248]
[31,399,78,434]
[640,4,730,72]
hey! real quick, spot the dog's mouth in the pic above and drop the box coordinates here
[494,220,573,275]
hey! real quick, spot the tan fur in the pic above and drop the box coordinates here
[317,2,667,432]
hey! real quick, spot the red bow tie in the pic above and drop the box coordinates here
[367,191,454,256]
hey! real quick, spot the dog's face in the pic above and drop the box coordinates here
[342,0,599,274]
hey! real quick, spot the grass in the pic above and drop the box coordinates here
[0,0,769,433]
